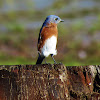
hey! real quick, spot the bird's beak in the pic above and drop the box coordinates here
[60,19,64,22]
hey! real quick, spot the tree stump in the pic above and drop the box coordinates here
[0,64,100,100]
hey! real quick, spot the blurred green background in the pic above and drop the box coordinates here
[0,0,100,65]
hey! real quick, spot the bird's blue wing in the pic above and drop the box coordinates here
[38,21,46,44]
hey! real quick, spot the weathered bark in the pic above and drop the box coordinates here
[0,64,100,100]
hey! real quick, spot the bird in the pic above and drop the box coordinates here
[36,15,64,64]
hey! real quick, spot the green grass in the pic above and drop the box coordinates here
[0,57,35,65]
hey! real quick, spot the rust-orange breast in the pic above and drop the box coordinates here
[38,23,58,52]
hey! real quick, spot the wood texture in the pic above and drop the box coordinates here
[0,64,100,100]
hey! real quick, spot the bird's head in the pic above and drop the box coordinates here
[43,15,64,26]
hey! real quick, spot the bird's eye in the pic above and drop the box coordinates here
[55,18,58,21]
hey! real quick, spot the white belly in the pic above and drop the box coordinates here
[41,36,57,57]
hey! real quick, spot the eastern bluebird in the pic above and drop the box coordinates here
[36,15,64,64]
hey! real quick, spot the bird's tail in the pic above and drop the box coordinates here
[36,55,45,64]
